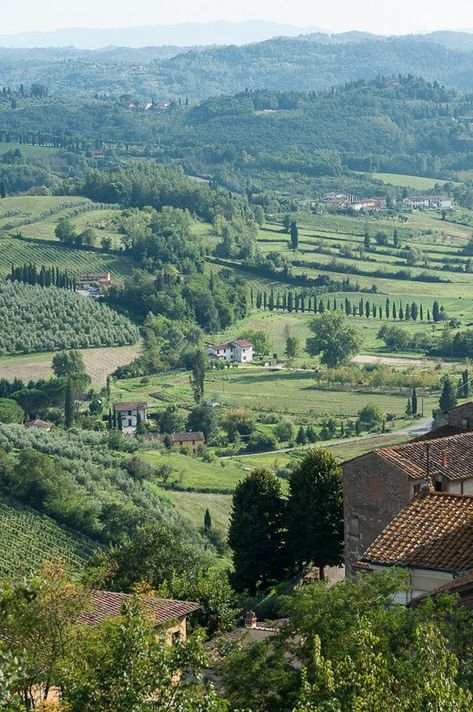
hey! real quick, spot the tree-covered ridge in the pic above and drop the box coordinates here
[2,35,473,98]
[0,280,139,354]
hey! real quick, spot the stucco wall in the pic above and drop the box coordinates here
[447,403,473,429]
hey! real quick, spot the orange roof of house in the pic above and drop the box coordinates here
[360,491,473,572]
[24,418,51,429]
[230,339,253,348]
[78,590,199,627]
[113,402,148,411]
[171,431,205,442]
[373,430,473,482]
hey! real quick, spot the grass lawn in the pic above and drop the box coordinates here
[357,172,455,190]
[143,450,247,491]
[0,344,141,385]
[0,142,62,160]
[162,489,233,533]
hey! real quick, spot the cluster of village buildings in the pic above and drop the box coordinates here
[343,400,473,607]
[322,192,453,212]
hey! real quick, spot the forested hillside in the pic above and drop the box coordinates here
[2,34,473,98]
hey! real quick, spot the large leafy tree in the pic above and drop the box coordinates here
[0,563,88,709]
[286,448,344,579]
[306,311,362,367]
[221,570,473,712]
[61,597,224,712]
[228,468,287,593]
[52,349,86,377]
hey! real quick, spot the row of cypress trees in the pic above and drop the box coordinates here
[250,288,445,322]
[9,263,76,290]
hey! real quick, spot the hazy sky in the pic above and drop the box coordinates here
[2,0,473,35]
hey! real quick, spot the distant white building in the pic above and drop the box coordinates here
[207,339,254,363]
[403,195,453,210]
[113,402,148,432]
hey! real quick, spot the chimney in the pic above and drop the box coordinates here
[244,611,257,629]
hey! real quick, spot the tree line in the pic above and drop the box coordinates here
[251,287,446,323]
[9,263,75,290]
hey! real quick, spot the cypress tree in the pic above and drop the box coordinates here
[433,301,440,322]
[420,304,424,321]
[412,388,418,415]
[204,508,212,531]
[393,302,397,320]
[287,292,294,313]
[263,292,267,310]
[405,303,411,320]
[365,301,370,318]
[385,298,390,319]
[399,304,404,320]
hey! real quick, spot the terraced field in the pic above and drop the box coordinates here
[0,496,98,579]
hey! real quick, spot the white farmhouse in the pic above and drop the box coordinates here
[113,401,148,431]
[207,339,254,363]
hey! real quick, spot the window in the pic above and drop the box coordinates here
[435,480,443,492]
[127,410,132,416]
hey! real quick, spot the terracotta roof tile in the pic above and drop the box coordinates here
[374,430,473,481]
[78,590,199,627]
[360,491,473,572]
[113,402,148,411]
[171,431,205,443]
[230,339,253,348]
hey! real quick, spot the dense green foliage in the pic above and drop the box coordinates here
[0,425,201,548]
[0,280,139,354]
[221,569,473,711]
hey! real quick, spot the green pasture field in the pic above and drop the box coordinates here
[0,344,141,385]
[115,366,440,420]
[0,195,88,225]
[163,489,233,533]
[143,450,247,491]
[0,141,62,160]
[357,172,455,190]
[159,432,413,534]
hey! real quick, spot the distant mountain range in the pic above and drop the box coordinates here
[0,20,324,49]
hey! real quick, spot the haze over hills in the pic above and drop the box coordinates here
[0,20,324,49]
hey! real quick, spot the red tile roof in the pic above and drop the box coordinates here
[77,590,199,627]
[230,339,253,348]
[374,430,473,482]
[171,431,205,443]
[360,491,473,572]
[113,402,148,411]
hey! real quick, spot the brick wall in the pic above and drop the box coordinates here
[343,452,412,576]
[446,402,473,430]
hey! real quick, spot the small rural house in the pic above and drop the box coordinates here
[403,195,453,210]
[32,590,199,706]
[207,339,254,363]
[357,490,473,604]
[343,406,473,575]
[113,401,148,432]
[169,431,205,452]
[77,271,112,288]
